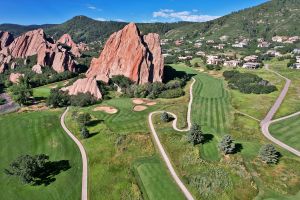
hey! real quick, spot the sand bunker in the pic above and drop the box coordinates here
[93,106,118,114]
[133,105,148,112]
[132,98,156,106]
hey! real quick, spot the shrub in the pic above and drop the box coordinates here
[259,144,280,164]
[218,135,236,154]
[0,97,6,105]
[70,92,97,107]
[76,113,91,126]
[187,124,205,145]
[158,88,184,99]
[46,89,70,108]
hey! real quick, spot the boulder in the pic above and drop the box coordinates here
[86,23,164,84]
[61,77,102,99]
[32,64,43,74]
[9,73,24,83]
[10,62,17,69]
[0,31,14,50]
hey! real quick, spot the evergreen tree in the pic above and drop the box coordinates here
[218,135,236,154]
[81,126,90,139]
[161,112,171,122]
[259,144,279,164]
[187,124,205,145]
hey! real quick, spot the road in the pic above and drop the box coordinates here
[260,65,300,157]
[148,78,195,200]
[61,107,88,200]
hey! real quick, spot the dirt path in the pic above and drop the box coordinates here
[61,107,88,200]
[260,65,300,157]
[148,78,196,200]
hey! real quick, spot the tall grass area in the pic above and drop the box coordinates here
[0,111,82,200]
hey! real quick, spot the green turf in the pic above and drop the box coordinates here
[0,111,82,200]
[133,156,185,200]
[33,80,68,98]
[270,115,300,151]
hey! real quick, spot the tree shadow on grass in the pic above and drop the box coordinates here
[203,134,214,144]
[87,119,104,127]
[234,143,243,153]
[163,65,196,83]
[33,160,71,186]
[88,132,99,138]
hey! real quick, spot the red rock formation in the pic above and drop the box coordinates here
[57,34,81,57]
[61,77,102,99]
[9,73,24,83]
[86,23,164,84]
[0,29,77,73]
[0,31,14,50]
[32,64,43,74]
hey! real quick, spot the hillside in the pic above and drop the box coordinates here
[166,0,300,40]
[0,0,299,43]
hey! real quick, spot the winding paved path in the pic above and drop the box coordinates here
[260,65,300,157]
[61,107,88,200]
[148,78,195,200]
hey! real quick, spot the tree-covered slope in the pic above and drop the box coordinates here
[166,0,300,40]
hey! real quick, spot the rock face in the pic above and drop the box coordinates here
[86,23,164,84]
[0,31,14,50]
[9,73,24,83]
[32,64,43,74]
[0,29,77,73]
[61,77,102,99]
[57,34,81,57]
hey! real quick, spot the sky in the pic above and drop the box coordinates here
[0,0,269,25]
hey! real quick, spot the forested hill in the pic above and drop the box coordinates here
[166,0,300,40]
[0,0,299,43]
[0,16,193,43]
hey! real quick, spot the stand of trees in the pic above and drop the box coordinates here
[9,77,33,106]
[223,70,277,94]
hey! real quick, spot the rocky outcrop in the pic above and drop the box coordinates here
[57,34,81,57]
[32,64,43,74]
[9,73,24,83]
[0,31,14,50]
[86,23,164,84]
[61,77,102,99]
[0,29,77,73]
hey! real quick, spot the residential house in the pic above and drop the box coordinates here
[194,42,202,48]
[292,63,300,69]
[220,35,229,42]
[206,40,215,44]
[296,56,300,63]
[293,49,300,54]
[207,55,223,65]
[258,41,271,48]
[242,62,261,69]
[178,56,193,61]
[244,55,259,62]
[213,44,225,50]
[195,51,206,57]
[223,60,241,67]
[175,40,184,46]
[266,50,282,57]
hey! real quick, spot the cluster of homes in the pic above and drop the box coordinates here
[291,49,300,69]
[207,54,261,69]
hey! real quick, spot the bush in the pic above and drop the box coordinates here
[70,92,97,107]
[46,89,70,108]
[259,144,280,164]
[76,112,91,126]
[81,126,90,139]
[0,97,6,105]
[187,124,205,145]
[161,112,171,122]
[158,88,185,99]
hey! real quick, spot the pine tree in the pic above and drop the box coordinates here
[161,112,171,122]
[187,124,205,145]
[259,144,279,164]
[218,135,236,154]
[81,126,90,139]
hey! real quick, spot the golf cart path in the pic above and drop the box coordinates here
[61,107,88,200]
[261,65,300,156]
[148,78,195,200]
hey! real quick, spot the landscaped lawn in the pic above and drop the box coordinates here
[270,115,300,151]
[0,111,82,200]
[33,80,69,98]
[133,156,185,200]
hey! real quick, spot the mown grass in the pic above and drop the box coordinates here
[33,80,68,98]
[270,115,300,151]
[265,59,300,118]
[0,110,82,200]
[132,156,185,200]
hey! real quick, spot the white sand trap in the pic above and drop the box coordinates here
[93,106,118,114]
[133,98,156,106]
[133,105,148,112]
